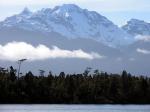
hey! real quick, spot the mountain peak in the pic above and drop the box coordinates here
[52,4,81,13]
[128,19,145,24]
[58,4,80,10]
[61,4,80,9]
[122,19,150,36]
[21,7,32,15]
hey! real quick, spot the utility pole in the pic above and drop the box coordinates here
[17,59,27,80]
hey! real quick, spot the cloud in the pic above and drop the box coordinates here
[0,41,103,61]
[137,48,150,54]
[135,35,150,42]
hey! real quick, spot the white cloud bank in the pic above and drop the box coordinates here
[137,48,150,54]
[0,42,103,61]
[135,35,150,42]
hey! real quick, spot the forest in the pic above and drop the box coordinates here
[0,66,150,104]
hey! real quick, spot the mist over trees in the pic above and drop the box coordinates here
[0,66,150,104]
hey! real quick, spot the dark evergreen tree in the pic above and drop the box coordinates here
[0,67,150,104]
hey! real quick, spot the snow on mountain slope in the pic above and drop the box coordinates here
[0,4,134,47]
[122,19,150,36]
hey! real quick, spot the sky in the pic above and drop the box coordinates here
[0,0,150,26]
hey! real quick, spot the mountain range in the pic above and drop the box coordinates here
[0,4,134,47]
[0,4,150,75]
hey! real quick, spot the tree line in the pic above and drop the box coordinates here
[0,66,150,104]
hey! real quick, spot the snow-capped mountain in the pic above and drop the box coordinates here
[122,19,150,36]
[0,4,150,75]
[0,4,133,47]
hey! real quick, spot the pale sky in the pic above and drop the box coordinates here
[0,0,150,25]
